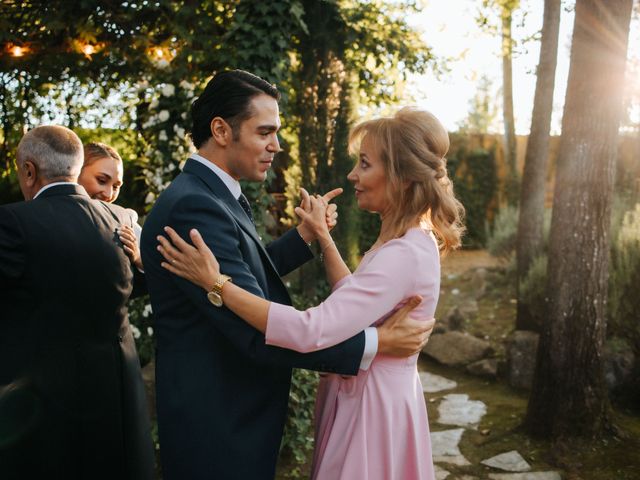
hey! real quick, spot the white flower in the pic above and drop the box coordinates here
[143,304,153,317]
[144,192,156,204]
[158,110,170,122]
[147,327,154,336]
[161,84,175,97]
[149,98,159,110]
[158,130,168,141]
[130,324,141,339]
[157,59,169,69]
[179,79,194,91]
[175,127,185,139]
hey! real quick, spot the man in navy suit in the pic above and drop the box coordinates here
[140,70,431,479]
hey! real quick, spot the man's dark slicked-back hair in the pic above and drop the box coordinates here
[190,69,280,148]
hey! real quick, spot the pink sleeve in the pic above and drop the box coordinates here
[265,241,417,353]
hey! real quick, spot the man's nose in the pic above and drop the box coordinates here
[268,135,280,153]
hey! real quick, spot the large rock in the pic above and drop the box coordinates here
[423,331,493,366]
[506,331,539,390]
[466,358,498,378]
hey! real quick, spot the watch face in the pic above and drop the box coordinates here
[207,291,223,307]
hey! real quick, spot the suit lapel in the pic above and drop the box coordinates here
[181,159,281,275]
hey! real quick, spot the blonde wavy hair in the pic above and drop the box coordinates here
[348,107,465,254]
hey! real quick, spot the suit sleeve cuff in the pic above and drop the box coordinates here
[359,327,378,370]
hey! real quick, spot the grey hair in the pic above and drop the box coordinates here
[16,125,83,180]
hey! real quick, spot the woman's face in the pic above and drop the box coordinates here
[78,156,123,203]
[347,134,389,214]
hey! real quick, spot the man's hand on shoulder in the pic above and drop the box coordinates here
[377,296,435,357]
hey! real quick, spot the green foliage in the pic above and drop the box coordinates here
[280,368,319,478]
[448,145,499,247]
[126,296,155,368]
[486,204,519,259]
[609,201,640,353]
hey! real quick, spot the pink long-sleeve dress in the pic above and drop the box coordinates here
[266,227,440,480]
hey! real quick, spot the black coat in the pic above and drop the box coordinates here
[0,184,155,480]
[141,159,366,479]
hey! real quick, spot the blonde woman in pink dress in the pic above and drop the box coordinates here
[157,107,465,479]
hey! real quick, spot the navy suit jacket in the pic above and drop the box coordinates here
[140,159,365,479]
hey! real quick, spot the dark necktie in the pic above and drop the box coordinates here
[237,193,255,225]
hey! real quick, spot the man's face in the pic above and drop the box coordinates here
[226,94,281,182]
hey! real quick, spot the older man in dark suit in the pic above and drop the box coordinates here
[0,126,154,479]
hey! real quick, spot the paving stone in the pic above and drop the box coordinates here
[437,394,487,428]
[488,473,562,480]
[420,371,457,393]
[481,450,531,472]
[430,428,471,466]
[434,464,450,480]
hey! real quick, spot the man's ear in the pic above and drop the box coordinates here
[23,161,38,188]
[210,117,231,147]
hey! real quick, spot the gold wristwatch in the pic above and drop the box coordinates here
[207,274,232,307]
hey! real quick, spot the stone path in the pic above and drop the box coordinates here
[422,371,562,480]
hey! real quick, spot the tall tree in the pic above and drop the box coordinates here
[478,0,521,205]
[524,0,634,439]
[515,0,561,331]
[500,0,519,205]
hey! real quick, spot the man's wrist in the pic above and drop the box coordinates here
[375,325,388,354]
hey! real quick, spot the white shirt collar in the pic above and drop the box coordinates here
[33,181,80,199]
[189,153,242,199]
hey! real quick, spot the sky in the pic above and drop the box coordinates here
[405,0,640,135]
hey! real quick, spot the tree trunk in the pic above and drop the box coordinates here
[515,0,561,331]
[501,5,518,205]
[524,0,633,439]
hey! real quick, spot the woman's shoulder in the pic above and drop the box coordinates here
[368,228,438,265]
[387,227,438,253]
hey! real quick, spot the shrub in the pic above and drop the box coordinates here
[608,202,640,353]
[486,205,519,260]
[448,146,499,247]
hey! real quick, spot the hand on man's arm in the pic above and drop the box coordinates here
[376,296,435,357]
